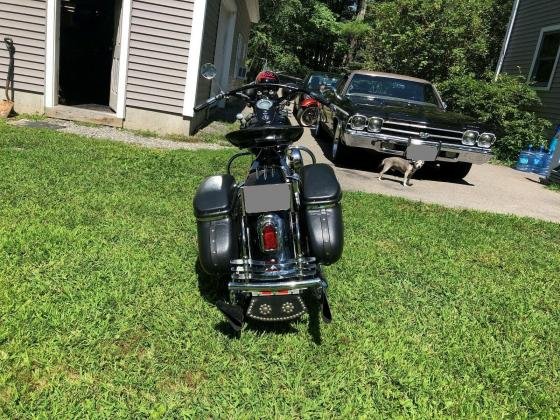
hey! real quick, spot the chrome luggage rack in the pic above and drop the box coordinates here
[228,257,324,293]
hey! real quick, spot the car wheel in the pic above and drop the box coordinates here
[441,162,472,179]
[332,124,349,165]
[297,107,319,127]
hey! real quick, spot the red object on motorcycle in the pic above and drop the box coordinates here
[300,97,319,108]
[256,70,279,84]
[261,223,278,251]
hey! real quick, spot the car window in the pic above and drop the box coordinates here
[346,74,440,107]
[305,75,341,93]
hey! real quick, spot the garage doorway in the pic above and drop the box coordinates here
[57,0,122,111]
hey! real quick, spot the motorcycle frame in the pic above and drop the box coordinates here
[227,145,326,303]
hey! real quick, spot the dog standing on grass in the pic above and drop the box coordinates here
[378,157,424,187]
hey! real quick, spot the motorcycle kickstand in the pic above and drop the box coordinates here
[320,289,332,324]
[216,300,245,332]
[315,266,332,324]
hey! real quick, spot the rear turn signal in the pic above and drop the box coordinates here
[261,224,278,252]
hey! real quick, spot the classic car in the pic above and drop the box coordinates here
[293,72,341,127]
[316,70,496,179]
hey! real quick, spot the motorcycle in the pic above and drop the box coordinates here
[193,64,344,332]
[294,96,320,127]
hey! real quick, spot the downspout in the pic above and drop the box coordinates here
[495,0,520,81]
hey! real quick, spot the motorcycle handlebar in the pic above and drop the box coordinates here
[193,82,332,112]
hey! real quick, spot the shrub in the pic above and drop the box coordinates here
[437,73,551,162]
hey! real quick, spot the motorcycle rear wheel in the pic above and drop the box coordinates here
[297,107,319,127]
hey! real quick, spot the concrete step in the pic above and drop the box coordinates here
[46,105,123,128]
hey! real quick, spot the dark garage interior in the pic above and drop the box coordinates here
[58,0,118,107]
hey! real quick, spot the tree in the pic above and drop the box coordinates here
[248,0,514,81]
[360,0,514,81]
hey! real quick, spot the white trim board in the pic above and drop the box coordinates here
[116,0,133,119]
[495,0,519,80]
[183,0,208,117]
[527,24,560,91]
[45,0,59,107]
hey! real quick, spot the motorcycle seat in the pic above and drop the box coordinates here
[301,164,342,204]
[194,174,236,218]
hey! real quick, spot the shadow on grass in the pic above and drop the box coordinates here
[196,253,323,342]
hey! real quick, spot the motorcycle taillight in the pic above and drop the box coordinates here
[261,224,278,252]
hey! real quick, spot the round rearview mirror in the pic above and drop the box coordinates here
[201,63,217,80]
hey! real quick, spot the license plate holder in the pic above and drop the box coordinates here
[406,139,439,161]
[243,183,292,214]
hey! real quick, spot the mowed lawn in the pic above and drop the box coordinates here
[0,121,559,418]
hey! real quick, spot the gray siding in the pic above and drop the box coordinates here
[501,0,560,123]
[0,0,46,93]
[126,0,194,114]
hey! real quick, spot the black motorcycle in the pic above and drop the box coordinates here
[193,64,344,332]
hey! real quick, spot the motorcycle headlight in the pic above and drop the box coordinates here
[462,130,479,146]
[477,133,496,148]
[367,117,384,133]
[349,114,367,130]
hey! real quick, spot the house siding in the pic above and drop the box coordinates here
[0,0,46,93]
[126,0,194,115]
[501,0,560,124]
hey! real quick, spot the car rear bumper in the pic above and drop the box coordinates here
[343,129,493,164]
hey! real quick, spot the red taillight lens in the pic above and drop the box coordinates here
[262,224,278,251]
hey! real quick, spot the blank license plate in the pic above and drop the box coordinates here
[243,183,292,214]
[406,139,439,161]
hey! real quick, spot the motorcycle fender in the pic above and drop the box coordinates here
[300,98,319,108]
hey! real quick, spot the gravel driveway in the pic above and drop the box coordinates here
[299,126,560,223]
[9,118,226,151]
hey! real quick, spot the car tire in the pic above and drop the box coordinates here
[441,162,472,179]
[332,124,349,165]
[296,107,319,127]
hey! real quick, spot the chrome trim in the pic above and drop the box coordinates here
[230,257,316,266]
[384,120,464,135]
[349,114,368,130]
[462,130,480,146]
[342,130,493,164]
[229,278,326,292]
[477,132,496,148]
[230,257,317,281]
[367,116,384,133]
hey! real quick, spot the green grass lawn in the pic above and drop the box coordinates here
[547,182,560,193]
[1,121,559,417]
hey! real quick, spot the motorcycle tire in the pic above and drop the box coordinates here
[296,107,319,127]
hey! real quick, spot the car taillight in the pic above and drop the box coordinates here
[261,224,278,251]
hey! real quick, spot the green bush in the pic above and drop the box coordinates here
[437,73,551,162]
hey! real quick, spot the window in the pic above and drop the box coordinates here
[345,74,440,107]
[235,34,247,79]
[528,26,560,90]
